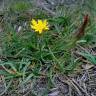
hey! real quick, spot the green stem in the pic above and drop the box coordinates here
[38,35,43,59]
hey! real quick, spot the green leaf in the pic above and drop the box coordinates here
[78,52,96,65]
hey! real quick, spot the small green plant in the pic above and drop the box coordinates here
[1,12,89,78]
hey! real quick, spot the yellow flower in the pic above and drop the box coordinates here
[30,19,49,34]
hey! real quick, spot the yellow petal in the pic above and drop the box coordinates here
[45,27,49,30]
[38,30,43,34]
[30,24,36,29]
[31,19,37,26]
[38,20,43,25]
[43,20,47,25]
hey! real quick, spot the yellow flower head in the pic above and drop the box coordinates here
[30,19,49,34]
